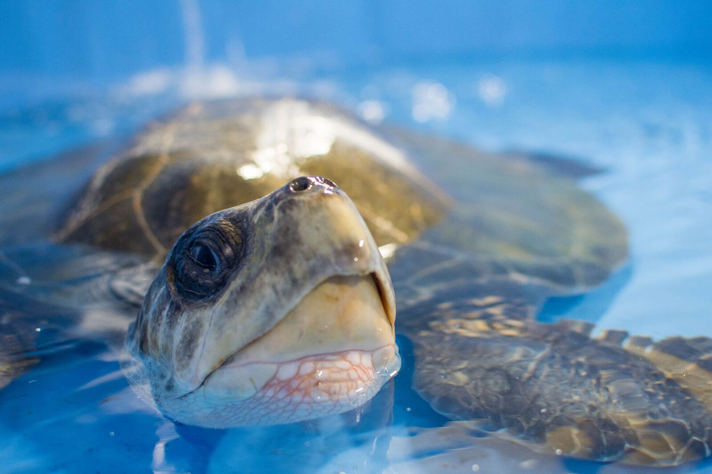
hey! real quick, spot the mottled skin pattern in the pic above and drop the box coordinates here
[391,246,712,466]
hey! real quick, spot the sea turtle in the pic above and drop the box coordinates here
[0,98,710,467]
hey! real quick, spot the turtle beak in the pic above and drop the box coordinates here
[371,268,396,328]
[183,176,397,391]
[128,175,401,426]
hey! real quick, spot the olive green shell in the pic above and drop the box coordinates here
[388,129,627,291]
[56,99,448,258]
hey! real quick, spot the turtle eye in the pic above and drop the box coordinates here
[170,224,241,301]
[190,244,218,272]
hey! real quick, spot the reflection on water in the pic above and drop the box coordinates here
[0,313,397,474]
[539,265,634,326]
[1,58,712,473]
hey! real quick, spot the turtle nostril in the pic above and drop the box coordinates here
[319,177,337,188]
[289,176,312,192]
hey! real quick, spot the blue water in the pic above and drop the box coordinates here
[1,58,712,473]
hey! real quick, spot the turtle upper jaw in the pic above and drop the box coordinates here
[184,179,395,383]
[211,272,397,381]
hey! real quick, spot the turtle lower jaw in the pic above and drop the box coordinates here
[166,344,400,428]
[158,274,400,427]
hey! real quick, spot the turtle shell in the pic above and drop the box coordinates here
[3,98,711,467]
[56,98,449,258]
[388,129,628,291]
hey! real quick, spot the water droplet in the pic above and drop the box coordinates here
[472,464,480,472]
[478,73,507,107]
[236,164,264,180]
[357,100,386,125]
[519,459,537,470]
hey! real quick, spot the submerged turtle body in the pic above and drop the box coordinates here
[386,134,712,466]
[0,98,710,466]
[392,249,712,466]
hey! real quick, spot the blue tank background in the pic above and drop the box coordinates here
[1,0,711,89]
[1,3,712,473]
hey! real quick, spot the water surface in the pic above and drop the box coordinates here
[1,58,711,473]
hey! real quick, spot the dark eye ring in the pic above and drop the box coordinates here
[189,243,219,272]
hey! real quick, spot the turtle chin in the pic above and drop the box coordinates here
[157,273,400,428]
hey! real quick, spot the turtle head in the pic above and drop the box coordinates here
[126,176,400,427]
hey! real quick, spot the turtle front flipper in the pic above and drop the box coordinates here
[399,282,712,466]
[0,299,39,390]
[0,286,77,391]
[0,243,158,392]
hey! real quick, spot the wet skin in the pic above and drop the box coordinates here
[126,176,401,428]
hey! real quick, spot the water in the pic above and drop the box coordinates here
[0,58,711,473]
